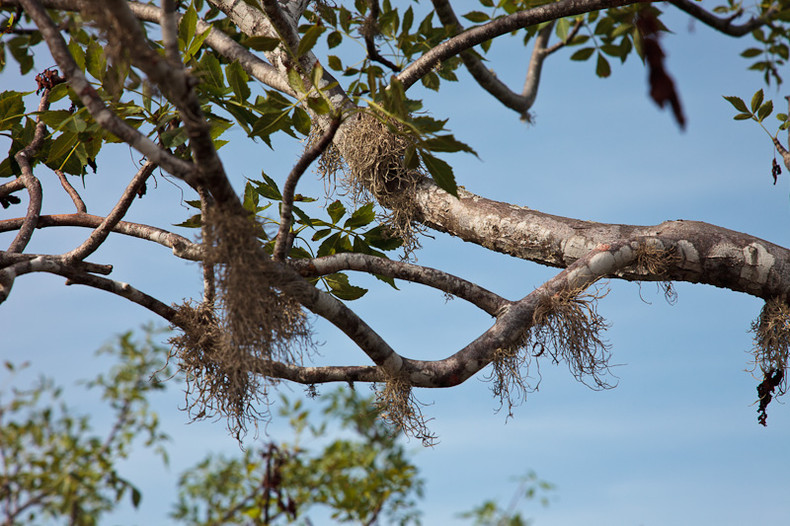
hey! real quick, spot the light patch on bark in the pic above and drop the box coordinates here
[709,241,744,266]
[561,235,596,262]
[741,242,775,285]
[676,239,700,269]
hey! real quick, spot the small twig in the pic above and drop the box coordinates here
[668,0,778,37]
[544,17,583,55]
[0,251,112,274]
[198,187,215,305]
[61,161,156,262]
[53,169,87,213]
[363,0,401,72]
[273,115,342,261]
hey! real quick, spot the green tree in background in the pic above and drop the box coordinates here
[1,331,546,525]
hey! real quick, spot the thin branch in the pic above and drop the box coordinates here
[520,22,554,117]
[290,252,509,316]
[8,89,49,254]
[18,0,197,183]
[0,251,111,274]
[544,17,583,55]
[668,0,777,37]
[398,0,641,90]
[61,161,156,262]
[0,213,202,260]
[259,0,301,57]
[363,0,401,72]
[773,136,790,172]
[0,256,177,321]
[160,0,180,64]
[199,188,215,305]
[273,116,342,261]
[53,169,87,213]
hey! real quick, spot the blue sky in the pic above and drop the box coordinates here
[2,2,790,525]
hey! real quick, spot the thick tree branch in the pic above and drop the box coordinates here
[61,161,156,262]
[17,0,197,183]
[0,214,202,260]
[668,0,777,37]
[398,0,641,90]
[290,253,509,316]
[411,179,790,302]
[273,115,342,261]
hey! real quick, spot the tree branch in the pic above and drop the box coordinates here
[398,0,641,90]
[17,0,197,183]
[0,214,202,260]
[290,253,509,316]
[273,115,342,261]
[61,161,156,262]
[668,0,777,37]
[53,169,87,213]
[8,89,49,254]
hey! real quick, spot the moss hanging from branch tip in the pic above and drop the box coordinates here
[374,375,437,446]
[750,298,790,426]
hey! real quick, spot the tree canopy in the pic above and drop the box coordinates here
[2,0,790,447]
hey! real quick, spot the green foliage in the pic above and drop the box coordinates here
[0,329,171,526]
[724,89,788,136]
[172,388,424,525]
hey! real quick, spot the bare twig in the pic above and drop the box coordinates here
[0,213,202,260]
[61,161,156,262]
[160,0,181,64]
[290,252,509,316]
[259,0,301,58]
[53,169,87,213]
[0,251,111,274]
[363,0,401,72]
[199,187,215,305]
[273,116,342,261]
[668,0,777,37]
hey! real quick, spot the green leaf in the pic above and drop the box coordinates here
[740,47,763,58]
[733,113,753,120]
[292,106,311,135]
[254,171,283,200]
[555,18,570,41]
[758,100,773,122]
[198,53,224,90]
[421,71,440,91]
[307,96,331,114]
[595,53,611,78]
[462,11,490,23]
[776,113,788,122]
[179,5,198,49]
[327,55,343,71]
[751,89,764,113]
[226,61,251,102]
[327,200,346,224]
[131,487,142,508]
[297,25,326,57]
[243,181,259,212]
[327,31,343,49]
[241,36,281,52]
[723,95,749,113]
[287,68,306,94]
[67,38,85,72]
[0,91,25,131]
[312,228,332,241]
[325,273,367,300]
[344,203,376,229]
[174,213,202,228]
[86,39,106,81]
[570,47,595,61]
[421,134,478,156]
[421,151,457,197]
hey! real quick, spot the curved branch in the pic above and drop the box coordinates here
[8,89,49,254]
[0,256,177,321]
[273,115,342,261]
[290,253,509,316]
[668,0,777,37]
[0,214,202,260]
[53,169,86,213]
[18,0,197,183]
[398,0,641,90]
[61,161,156,262]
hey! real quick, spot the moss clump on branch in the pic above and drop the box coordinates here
[322,111,423,253]
[529,287,613,389]
[634,241,678,304]
[487,345,536,418]
[170,208,312,439]
[750,298,790,426]
[374,375,436,446]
